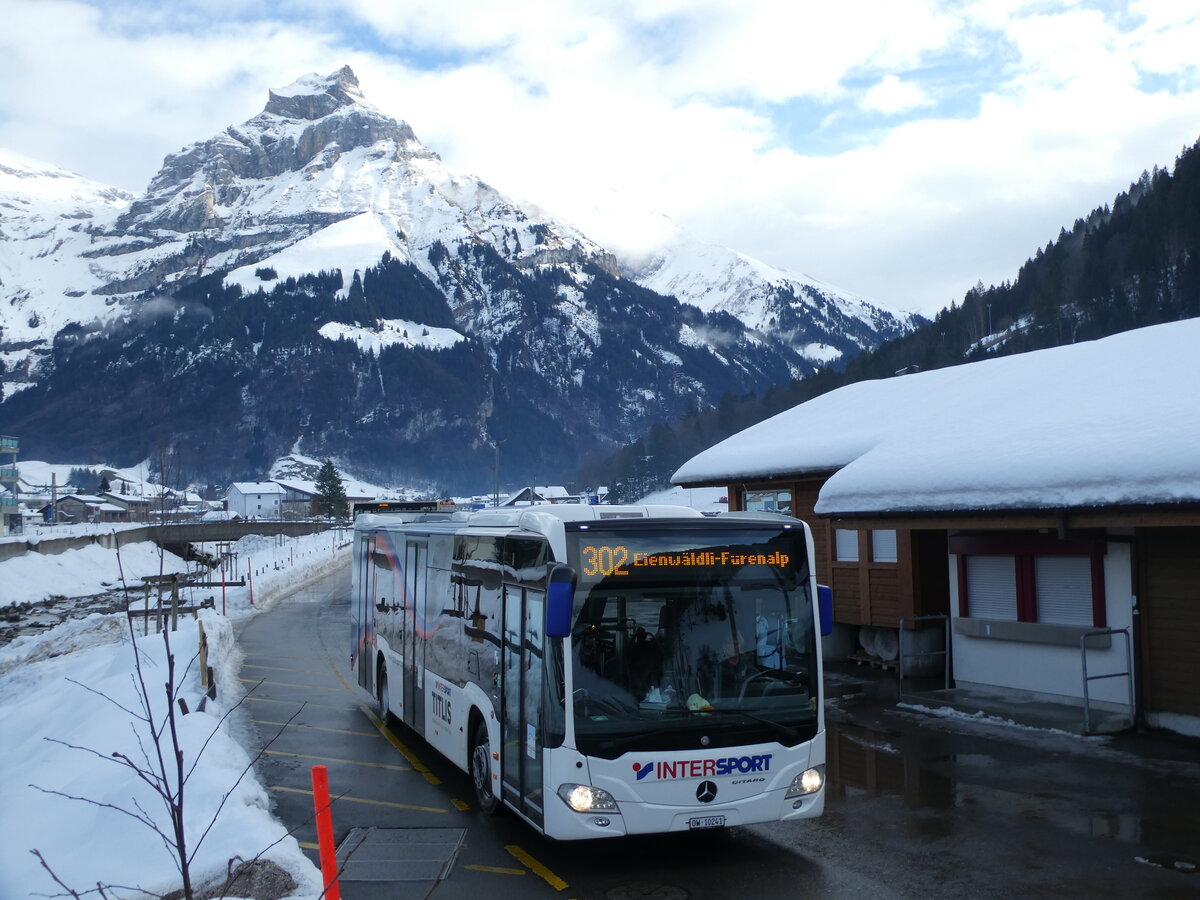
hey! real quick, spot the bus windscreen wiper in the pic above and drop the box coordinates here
[596,725,687,754]
[731,709,800,742]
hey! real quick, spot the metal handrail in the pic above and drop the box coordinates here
[898,614,951,690]
[1081,628,1134,734]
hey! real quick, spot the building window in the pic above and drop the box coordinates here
[965,555,1018,620]
[1034,556,1094,626]
[871,529,898,563]
[953,535,1106,627]
[835,529,859,562]
[743,489,792,515]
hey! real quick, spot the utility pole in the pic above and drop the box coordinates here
[490,441,505,508]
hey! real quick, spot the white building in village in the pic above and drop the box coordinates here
[226,482,286,519]
[674,319,1200,737]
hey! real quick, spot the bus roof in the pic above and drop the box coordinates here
[354,504,802,565]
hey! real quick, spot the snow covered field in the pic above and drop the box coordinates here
[0,530,349,899]
[1,540,190,606]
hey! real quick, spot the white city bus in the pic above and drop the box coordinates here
[351,504,828,840]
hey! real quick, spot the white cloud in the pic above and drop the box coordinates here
[862,75,934,115]
[1,0,1198,315]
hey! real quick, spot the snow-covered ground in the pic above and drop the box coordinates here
[0,530,350,899]
[1,540,190,606]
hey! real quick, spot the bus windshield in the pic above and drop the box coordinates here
[565,522,818,758]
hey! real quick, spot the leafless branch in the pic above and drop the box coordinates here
[187,702,306,866]
[62,677,146,723]
[182,678,267,784]
[30,785,159,833]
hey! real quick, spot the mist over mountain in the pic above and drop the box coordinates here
[590,136,1200,500]
[0,67,916,492]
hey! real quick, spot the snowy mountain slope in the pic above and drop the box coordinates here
[0,151,134,398]
[0,66,916,491]
[626,228,918,352]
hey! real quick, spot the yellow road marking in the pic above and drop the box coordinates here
[260,749,410,771]
[242,664,295,672]
[252,719,378,737]
[451,798,470,811]
[465,865,526,876]
[506,845,568,892]
[324,656,442,786]
[271,784,447,813]
[298,841,320,851]
[244,696,353,711]
[239,677,342,691]
[361,708,443,786]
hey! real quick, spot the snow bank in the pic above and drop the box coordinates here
[0,530,350,898]
[0,612,323,899]
[1,541,189,606]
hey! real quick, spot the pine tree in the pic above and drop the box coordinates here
[314,459,349,518]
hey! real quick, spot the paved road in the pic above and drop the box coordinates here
[238,566,1200,899]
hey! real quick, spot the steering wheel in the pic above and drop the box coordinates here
[738,668,807,702]
[573,688,628,716]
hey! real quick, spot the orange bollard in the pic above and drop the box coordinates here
[311,765,341,900]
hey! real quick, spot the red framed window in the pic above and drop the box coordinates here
[951,534,1107,628]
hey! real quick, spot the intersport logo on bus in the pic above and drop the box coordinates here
[632,754,774,781]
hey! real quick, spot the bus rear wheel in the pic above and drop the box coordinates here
[377,670,390,725]
[470,719,498,815]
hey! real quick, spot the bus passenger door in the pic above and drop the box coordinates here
[355,536,376,694]
[502,585,545,827]
[404,540,428,734]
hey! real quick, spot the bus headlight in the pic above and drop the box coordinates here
[557,783,621,814]
[785,765,824,799]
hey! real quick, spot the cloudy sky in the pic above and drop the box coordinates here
[2,0,1198,316]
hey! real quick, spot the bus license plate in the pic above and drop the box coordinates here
[688,815,726,830]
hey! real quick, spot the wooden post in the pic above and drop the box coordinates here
[198,622,208,689]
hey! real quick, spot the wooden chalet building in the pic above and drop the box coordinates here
[674,320,1200,737]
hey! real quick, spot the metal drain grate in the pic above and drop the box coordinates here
[335,827,467,882]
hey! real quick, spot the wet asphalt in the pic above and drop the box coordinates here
[236,564,1200,899]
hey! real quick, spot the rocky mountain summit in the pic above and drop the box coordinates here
[0,67,917,492]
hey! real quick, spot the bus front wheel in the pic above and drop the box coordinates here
[471,719,499,815]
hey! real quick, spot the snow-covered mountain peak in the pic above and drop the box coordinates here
[2,67,918,476]
[264,65,368,120]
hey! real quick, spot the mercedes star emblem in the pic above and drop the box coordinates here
[696,781,718,803]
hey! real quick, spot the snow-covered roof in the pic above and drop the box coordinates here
[273,479,376,499]
[55,495,125,513]
[673,319,1200,514]
[228,482,287,495]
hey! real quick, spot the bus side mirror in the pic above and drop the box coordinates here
[818,584,833,636]
[546,565,575,639]
[816,585,835,633]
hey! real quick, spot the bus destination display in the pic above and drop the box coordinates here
[580,544,792,578]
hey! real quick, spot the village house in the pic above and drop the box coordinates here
[225,482,286,519]
[501,485,608,506]
[673,319,1200,737]
[47,494,129,524]
[98,491,152,522]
